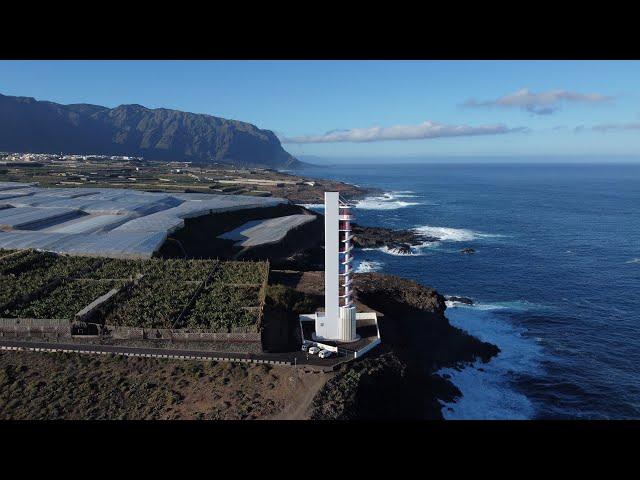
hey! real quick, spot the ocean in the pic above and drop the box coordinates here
[298,162,640,420]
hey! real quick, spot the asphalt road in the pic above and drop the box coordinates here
[0,338,347,369]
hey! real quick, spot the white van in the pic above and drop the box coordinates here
[318,349,333,359]
[308,346,321,355]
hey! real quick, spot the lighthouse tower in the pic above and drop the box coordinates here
[314,191,358,342]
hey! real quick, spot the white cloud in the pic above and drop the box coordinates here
[281,121,525,144]
[464,88,612,115]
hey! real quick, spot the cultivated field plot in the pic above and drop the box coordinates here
[4,279,122,320]
[0,250,100,311]
[210,261,269,285]
[182,261,269,331]
[73,258,149,280]
[185,284,263,330]
[0,250,268,332]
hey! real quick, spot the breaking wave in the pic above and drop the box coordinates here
[379,245,420,256]
[414,225,502,242]
[625,258,640,264]
[438,300,546,420]
[354,259,384,273]
[390,190,419,198]
[299,191,429,211]
[354,192,422,210]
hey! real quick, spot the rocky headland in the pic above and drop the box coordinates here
[310,273,499,419]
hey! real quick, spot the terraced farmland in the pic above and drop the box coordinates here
[4,279,122,320]
[185,284,262,330]
[210,261,269,284]
[74,258,149,280]
[103,278,200,328]
[0,250,268,332]
[0,251,100,311]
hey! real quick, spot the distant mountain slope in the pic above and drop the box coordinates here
[0,93,300,168]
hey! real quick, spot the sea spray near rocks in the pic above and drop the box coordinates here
[354,191,422,210]
[437,300,545,419]
[355,259,383,273]
[413,225,502,242]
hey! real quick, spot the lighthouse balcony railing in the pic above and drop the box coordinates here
[341,233,354,243]
[339,244,353,254]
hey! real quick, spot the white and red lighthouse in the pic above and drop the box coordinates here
[314,191,358,342]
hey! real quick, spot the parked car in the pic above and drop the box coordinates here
[318,349,333,359]
[301,344,309,352]
[308,346,321,355]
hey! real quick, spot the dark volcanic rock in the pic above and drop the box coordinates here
[0,93,300,169]
[461,247,476,254]
[351,223,437,250]
[390,243,413,255]
[311,273,499,420]
[447,295,474,305]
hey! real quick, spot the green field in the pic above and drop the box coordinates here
[0,250,268,331]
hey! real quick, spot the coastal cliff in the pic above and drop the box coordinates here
[0,93,300,169]
[310,273,499,419]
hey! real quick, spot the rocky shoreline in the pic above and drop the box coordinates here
[280,175,379,204]
[351,223,438,254]
[309,273,499,420]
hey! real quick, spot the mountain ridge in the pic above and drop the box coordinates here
[0,93,300,169]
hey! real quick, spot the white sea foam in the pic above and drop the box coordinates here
[378,245,420,256]
[390,190,419,198]
[354,192,421,210]
[362,240,440,256]
[446,299,550,312]
[299,191,424,211]
[626,258,640,264]
[438,300,545,420]
[354,259,384,273]
[445,299,466,308]
[414,225,502,242]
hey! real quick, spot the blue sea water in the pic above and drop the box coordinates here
[298,163,640,420]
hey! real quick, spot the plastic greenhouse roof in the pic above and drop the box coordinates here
[0,183,287,258]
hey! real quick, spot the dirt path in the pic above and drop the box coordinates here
[268,368,333,420]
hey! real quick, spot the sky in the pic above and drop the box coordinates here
[1,60,640,160]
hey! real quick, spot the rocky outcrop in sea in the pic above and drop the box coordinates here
[351,224,437,253]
